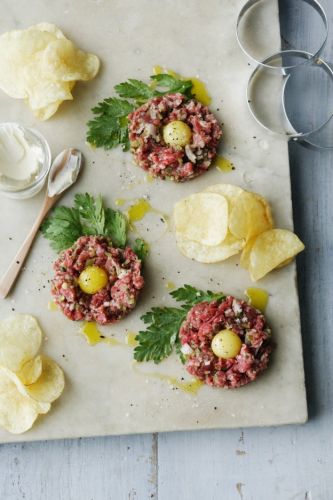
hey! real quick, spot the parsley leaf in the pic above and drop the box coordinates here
[114,74,194,104]
[87,97,135,151]
[170,284,225,306]
[42,193,128,253]
[132,238,149,260]
[150,74,194,99]
[115,79,155,104]
[134,307,185,363]
[174,337,187,364]
[104,208,127,248]
[41,207,83,252]
[74,193,105,235]
[133,285,224,364]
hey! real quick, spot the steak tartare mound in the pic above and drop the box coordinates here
[51,236,144,325]
[128,93,222,182]
[179,296,272,388]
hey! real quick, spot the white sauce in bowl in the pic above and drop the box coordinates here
[0,123,45,189]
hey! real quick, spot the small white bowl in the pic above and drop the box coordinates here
[0,123,51,200]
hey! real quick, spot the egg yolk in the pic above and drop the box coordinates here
[163,120,192,148]
[78,266,108,294]
[211,329,242,359]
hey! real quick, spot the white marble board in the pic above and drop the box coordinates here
[0,0,307,443]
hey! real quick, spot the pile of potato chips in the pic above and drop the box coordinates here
[0,23,100,120]
[0,314,64,434]
[174,184,304,281]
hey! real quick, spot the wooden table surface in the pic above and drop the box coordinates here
[1,1,332,498]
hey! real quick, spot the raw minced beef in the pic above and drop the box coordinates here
[128,93,222,182]
[51,236,144,325]
[179,296,272,388]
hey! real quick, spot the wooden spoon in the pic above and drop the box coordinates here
[0,148,82,299]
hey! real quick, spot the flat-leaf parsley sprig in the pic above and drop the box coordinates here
[134,285,225,364]
[87,74,194,151]
[41,192,147,257]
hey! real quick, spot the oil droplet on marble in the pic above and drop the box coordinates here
[133,362,203,395]
[81,322,123,347]
[127,199,152,222]
[189,77,211,106]
[215,155,234,173]
[165,281,176,290]
[47,301,58,312]
[81,322,102,345]
[127,198,168,228]
[115,198,126,207]
[245,287,269,312]
[125,331,138,347]
[144,174,154,184]
[152,65,163,75]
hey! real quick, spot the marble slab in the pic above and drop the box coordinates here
[0,0,307,443]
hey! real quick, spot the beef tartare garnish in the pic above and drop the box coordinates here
[87,72,223,181]
[42,193,148,325]
[134,285,272,389]
[51,236,144,324]
[128,94,222,181]
[179,296,272,388]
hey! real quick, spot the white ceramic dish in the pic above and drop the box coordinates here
[0,123,51,199]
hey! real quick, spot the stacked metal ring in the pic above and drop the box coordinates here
[236,0,333,149]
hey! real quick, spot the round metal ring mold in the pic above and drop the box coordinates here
[246,50,333,140]
[236,0,328,71]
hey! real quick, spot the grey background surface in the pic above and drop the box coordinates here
[1,0,332,498]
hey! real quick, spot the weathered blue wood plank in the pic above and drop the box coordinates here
[0,434,157,500]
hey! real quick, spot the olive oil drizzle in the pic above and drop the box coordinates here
[47,300,58,311]
[81,322,123,347]
[215,156,234,173]
[245,287,269,312]
[165,281,176,290]
[125,332,138,347]
[81,323,138,348]
[115,198,126,207]
[127,198,152,222]
[133,362,203,395]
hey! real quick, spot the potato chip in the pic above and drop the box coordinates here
[174,193,228,246]
[276,257,294,269]
[28,23,66,39]
[204,184,244,208]
[0,30,55,98]
[41,39,100,81]
[229,191,273,241]
[33,100,64,121]
[0,367,50,434]
[176,231,244,263]
[249,229,305,281]
[0,313,65,434]
[25,78,74,110]
[33,81,76,120]
[0,23,100,120]
[240,236,257,269]
[17,355,43,386]
[25,356,65,403]
[173,184,303,278]
[252,193,274,227]
[0,314,42,372]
